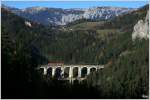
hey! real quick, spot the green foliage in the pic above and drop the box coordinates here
[1,8,100,98]
[87,38,149,98]
[1,9,46,98]
[1,8,51,64]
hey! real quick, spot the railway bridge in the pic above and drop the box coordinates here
[38,62,104,83]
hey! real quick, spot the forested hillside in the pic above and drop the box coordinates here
[2,5,148,65]
[87,5,149,98]
[1,8,100,98]
[1,8,50,98]
[1,8,58,64]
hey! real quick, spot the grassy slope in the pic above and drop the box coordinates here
[67,21,104,30]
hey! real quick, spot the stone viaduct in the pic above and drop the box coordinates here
[37,62,104,83]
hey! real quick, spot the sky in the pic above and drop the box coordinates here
[2,1,149,9]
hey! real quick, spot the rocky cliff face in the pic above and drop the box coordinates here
[3,5,134,25]
[132,11,149,40]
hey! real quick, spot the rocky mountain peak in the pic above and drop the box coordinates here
[23,6,46,10]
[21,6,48,13]
[2,5,135,26]
[132,10,149,41]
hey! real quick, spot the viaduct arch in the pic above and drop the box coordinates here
[38,64,104,83]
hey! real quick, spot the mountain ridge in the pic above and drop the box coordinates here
[2,4,135,26]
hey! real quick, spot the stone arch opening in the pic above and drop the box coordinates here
[54,67,62,78]
[90,67,96,73]
[64,67,70,78]
[39,68,44,74]
[81,67,87,78]
[73,79,79,84]
[73,67,78,78]
[47,67,52,77]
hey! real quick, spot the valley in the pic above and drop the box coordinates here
[1,3,149,99]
